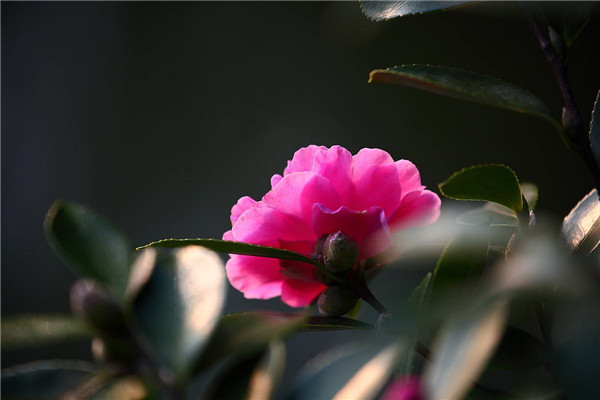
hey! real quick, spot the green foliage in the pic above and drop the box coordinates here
[561,189,600,254]
[489,327,546,370]
[360,1,474,22]
[589,91,600,171]
[439,164,523,213]
[1,314,90,350]
[45,201,132,300]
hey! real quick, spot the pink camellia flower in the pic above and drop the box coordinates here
[223,145,441,307]
[382,377,423,400]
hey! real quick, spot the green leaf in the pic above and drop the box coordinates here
[423,299,508,400]
[561,189,600,254]
[407,272,432,313]
[202,340,286,400]
[44,201,132,300]
[133,246,226,380]
[289,339,406,400]
[439,164,523,213]
[302,316,373,331]
[456,204,518,227]
[369,65,556,126]
[1,360,97,400]
[488,327,546,370]
[90,375,152,400]
[2,314,90,351]
[360,1,474,22]
[138,238,319,268]
[589,91,600,172]
[195,312,307,372]
[520,182,539,212]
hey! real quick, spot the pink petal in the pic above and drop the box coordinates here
[281,278,326,307]
[396,160,425,199]
[232,203,314,246]
[278,239,318,281]
[225,254,283,299]
[223,230,234,241]
[312,204,393,259]
[312,145,353,203]
[270,174,283,188]
[263,171,341,227]
[382,377,422,400]
[283,145,327,175]
[349,148,402,218]
[230,196,257,226]
[388,189,441,230]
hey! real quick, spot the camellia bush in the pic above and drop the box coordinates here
[2,2,600,400]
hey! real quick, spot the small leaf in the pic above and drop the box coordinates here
[520,182,539,212]
[407,272,432,313]
[133,246,226,380]
[589,91,600,171]
[202,340,286,400]
[360,1,474,22]
[2,314,90,351]
[561,189,600,254]
[289,339,406,400]
[488,327,546,370]
[1,360,97,400]
[195,312,307,372]
[138,238,319,268]
[45,201,132,300]
[439,164,523,213]
[423,299,508,400]
[369,65,555,124]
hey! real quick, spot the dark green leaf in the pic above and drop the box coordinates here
[195,312,307,372]
[424,299,508,400]
[138,238,319,268]
[561,189,600,254]
[360,1,473,22]
[303,316,373,331]
[134,246,226,380]
[369,65,556,126]
[202,340,285,400]
[289,339,406,400]
[589,91,600,171]
[542,3,595,48]
[439,164,523,213]
[1,360,97,400]
[407,272,432,315]
[2,314,90,351]
[44,201,132,300]
[489,327,546,370]
[456,204,517,227]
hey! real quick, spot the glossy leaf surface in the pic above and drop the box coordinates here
[360,1,472,21]
[45,201,132,300]
[134,246,226,379]
[2,314,90,350]
[561,189,600,254]
[439,164,523,213]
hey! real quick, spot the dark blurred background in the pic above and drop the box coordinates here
[2,0,599,390]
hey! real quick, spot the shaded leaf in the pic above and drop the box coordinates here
[489,326,546,370]
[45,201,132,300]
[289,339,406,400]
[561,189,600,254]
[202,340,286,400]
[360,1,473,22]
[407,272,432,313]
[134,246,226,380]
[1,360,97,400]
[439,164,523,213]
[424,299,508,400]
[90,375,151,400]
[303,316,373,331]
[521,182,539,212]
[195,312,306,372]
[589,91,600,172]
[2,314,90,351]
[369,65,555,125]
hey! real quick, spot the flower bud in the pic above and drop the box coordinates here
[70,279,126,333]
[317,285,359,316]
[323,231,359,273]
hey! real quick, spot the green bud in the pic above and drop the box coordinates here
[70,279,126,333]
[317,286,359,316]
[323,231,359,273]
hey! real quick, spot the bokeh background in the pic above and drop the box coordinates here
[3,0,599,391]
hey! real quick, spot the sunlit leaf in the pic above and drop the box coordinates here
[289,339,406,400]
[589,91,600,172]
[134,246,226,380]
[520,182,539,212]
[202,340,285,400]
[2,314,90,351]
[195,312,306,372]
[360,1,474,22]
[423,299,508,400]
[456,203,517,227]
[488,326,546,370]
[125,248,156,302]
[439,164,523,213]
[1,360,97,400]
[45,201,132,300]
[369,65,556,126]
[561,189,600,254]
